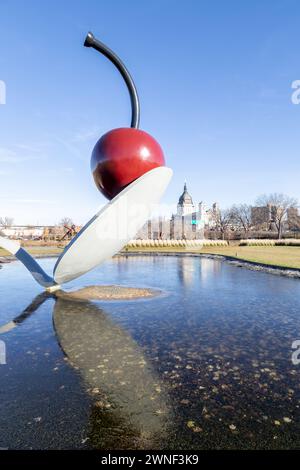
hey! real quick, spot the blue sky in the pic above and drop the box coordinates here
[0,0,299,225]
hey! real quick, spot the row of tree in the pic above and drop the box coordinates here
[0,216,14,228]
[1,194,299,241]
[0,217,75,229]
[211,193,298,239]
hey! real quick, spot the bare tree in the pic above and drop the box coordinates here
[255,193,298,239]
[0,216,14,228]
[59,217,74,227]
[211,208,232,240]
[230,204,252,237]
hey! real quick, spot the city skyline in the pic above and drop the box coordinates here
[1,0,300,225]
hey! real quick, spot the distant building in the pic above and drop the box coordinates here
[287,207,300,231]
[176,182,195,216]
[171,183,204,239]
[251,205,272,228]
[136,182,218,240]
[0,226,44,239]
[251,204,300,233]
[0,224,82,241]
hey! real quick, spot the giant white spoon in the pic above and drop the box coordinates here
[0,166,172,290]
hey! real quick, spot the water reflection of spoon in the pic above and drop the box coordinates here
[0,292,52,333]
[0,290,171,449]
[53,296,171,449]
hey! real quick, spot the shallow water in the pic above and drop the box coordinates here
[1,255,300,449]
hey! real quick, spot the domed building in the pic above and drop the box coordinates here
[170,182,204,239]
[177,182,195,216]
[136,182,218,240]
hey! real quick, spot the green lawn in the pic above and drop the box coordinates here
[1,244,300,270]
[124,245,300,269]
[0,246,63,258]
[201,245,300,269]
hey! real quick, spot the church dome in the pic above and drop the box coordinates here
[178,182,193,205]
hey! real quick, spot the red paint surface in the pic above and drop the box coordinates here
[91,128,165,199]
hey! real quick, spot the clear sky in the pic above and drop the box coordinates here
[0,0,299,225]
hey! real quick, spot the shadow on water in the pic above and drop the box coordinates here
[0,291,172,450]
[53,296,172,449]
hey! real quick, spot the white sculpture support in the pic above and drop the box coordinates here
[0,236,57,288]
[0,167,172,289]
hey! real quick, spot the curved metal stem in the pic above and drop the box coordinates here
[84,31,140,129]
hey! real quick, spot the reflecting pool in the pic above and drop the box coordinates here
[1,255,300,449]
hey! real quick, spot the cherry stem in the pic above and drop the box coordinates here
[84,31,140,129]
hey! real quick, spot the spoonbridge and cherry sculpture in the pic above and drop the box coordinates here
[0,32,172,291]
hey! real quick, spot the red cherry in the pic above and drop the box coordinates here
[91,128,165,199]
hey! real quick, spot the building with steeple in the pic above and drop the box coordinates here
[171,182,203,239]
[177,182,195,216]
[136,182,218,240]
